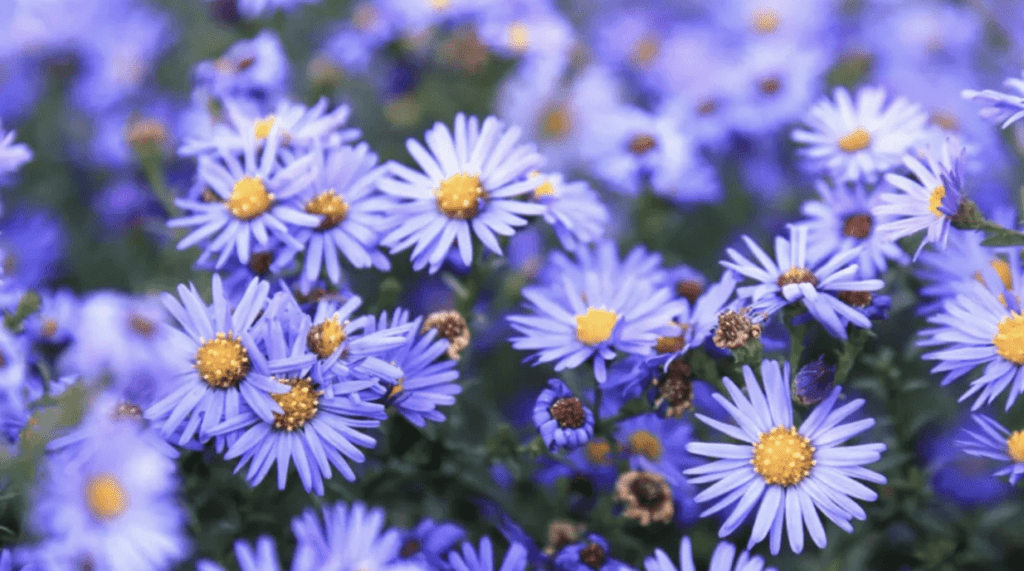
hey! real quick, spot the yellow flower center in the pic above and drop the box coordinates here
[307,315,346,359]
[533,180,556,198]
[227,177,274,221]
[837,128,871,153]
[627,134,658,156]
[508,22,530,52]
[305,190,349,231]
[628,430,663,460]
[751,8,781,34]
[388,377,405,398]
[271,378,322,431]
[575,308,618,346]
[540,103,571,140]
[430,0,449,9]
[126,118,168,148]
[41,318,58,338]
[435,173,485,219]
[630,35,660,67]
[751,426,816,487]
[777,267,819,288]
[992,259,1013,290]
[994,312,1024,365]
[85,474,129,520]
[930,109,959,132]
[1008,431,1024,462]
[585,439,612,466]
[254,115,276,139]
[195,332,251,388]
[928,185,946,218]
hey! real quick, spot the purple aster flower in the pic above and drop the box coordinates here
[194,30,289,106]
[529,172,608,249]
[379,113,547,273]
[169,118,320,269]
[873,138,965,259]
[29,408,189,571]
[800,180,909,279]
[396,519,466,570]
[91,179,160,233]
[722,224,885,340]
[963,72,1024,129]
[918,275,1024,410]
[533,378,594,452]
[47,391,179,461]
[957,414,1024,486]
[508,241,685,383]
[792,86,928,182]
[686,360,887,555]
[290,502,416,571]
[0,121,31,183]
[0,206,67,291]
[644,536,775,571]
[792,355,835,406]
[450,537,528,571]
[553,534,632,571]
[652,271,738,366]
[197,536,286,571]
[25,288,79,345]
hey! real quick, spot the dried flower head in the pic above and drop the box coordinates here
[712,307,762,350]
[615,471,674,526]
[422,310,470,360]
[652,358,694,417]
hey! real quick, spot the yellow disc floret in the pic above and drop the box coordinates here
[508,22,530,52]
[1007,430,1024,463]
[777,267,819,288]
[435,173,485,219]
[751,426,816,487]
[305,190,350,231]
[928,185,946,218]
[195,332,250,388]
[540,104,571,140]
[272,378,322,431]
[994,312,1024,365]
[254,115,276,139]
[628,430,663,461]
[837,128,871,153]
[992,259,1013,290]
[307,315,346,359]
[227,177,274,221]
[575,308,618,346]
[751,8,781,35]
[586,439,612,466]
[85,473,129,520]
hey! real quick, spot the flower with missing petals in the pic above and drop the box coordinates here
[533,378,594,452]
[963,72,1024,129]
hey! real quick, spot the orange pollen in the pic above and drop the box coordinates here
[227,177,274,221]
[435,173,485,219]
[837,128,871,153]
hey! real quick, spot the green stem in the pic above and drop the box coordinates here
[140,153,178,218]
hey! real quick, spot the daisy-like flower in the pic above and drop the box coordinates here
[290,502,418,571]
[0,121,31,182]
[792,86,927,182]
[722,224,884,340]
[360,309,461,427]
[197,536,286,571]
[553,534,632,571]
[271,142,393,291]
[169,120,320,269]
[957,414,1024,485]
[533,378,594,452]
[449,537,528,571]
[651,271,738,365]
[800,180,909,278]
[508,241,684,382]
[644,536,775,571]
[395,519,466,571]
[144,276,300,448]
[529,172,608,249]
[378,113,547,273]
[918,272,1024,410]
[685,360,887,555]
[873,138,965,259]
[962,72,1024,129]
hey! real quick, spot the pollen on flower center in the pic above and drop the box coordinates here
[1007,431,1024,462]
[435,173,485,219]
[993,313,1024,365]
[777,267,819,287]
[627,133,658,155]
[628,430,663,460]
[195,332,250,389]
[928,185,946,218]
[85,473,129,520]
[540,104,571,140]
[307,315,346,359]
[575,307,618,345]
[508,21,529,51]
[271,377,323,431]
[227,177,274,221]
[585,438,612,466]
[388,377,405,398]
[305,190,350,231]
[254,115,276,139]
[630,35,660,68]
[533,180,556,198]
[751,8,781,34]
[751,425,816,486]
[550,397,586,429]
[992,259,1013,290]
[129,314,156,338]
[843,212,873,239]
[837,127,871,153]
[758,75,782,96]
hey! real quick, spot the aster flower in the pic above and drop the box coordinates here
[508,241,684,382]
[271,142,394,291]
[962,73,1024,129]
[918,275,1024,410]
[792,86,927,182]
[0,121,31,182]
[29,411,189,571]
[290,502,416,571]
[792,356,835,406]
[685,360,887,555]
[533,378,594,452]
[396,519,466,570]
[957,414,1024,486]
[529,172,608,249]
[193,30,289,105]
[209,298,387,494]
[450,538,528,571]
[25,288,79,344]
[48,392,179,460]
[644,537,775,571]
[615,470,675,525]
[722,224,884,339]
[197,537,285,571]
[652,271,738,365]
[170,117,321,269]
[873,138,965,259]
[553,534,632,571]
[378,113,547,273]
[800,180,909,278]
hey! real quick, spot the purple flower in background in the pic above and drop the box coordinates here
[533,378,594,452]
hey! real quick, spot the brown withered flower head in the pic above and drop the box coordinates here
[712,307,762,350]
[422,310,470,361]
[543,520,586,555]
[615,471,674,526]
[652,358,694,417]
